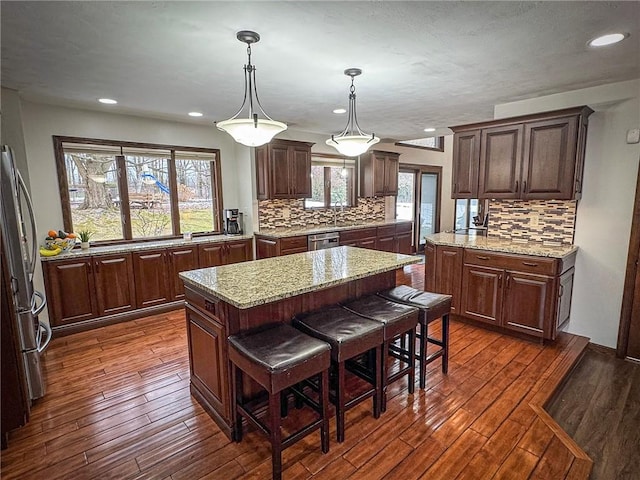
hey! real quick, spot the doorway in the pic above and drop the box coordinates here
[396,166,442,252]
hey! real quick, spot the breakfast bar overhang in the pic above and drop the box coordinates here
[179,246,419,439]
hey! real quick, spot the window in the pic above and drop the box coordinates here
[53,137,222,243]
[455,199,487,231]
[394,136,445,152]
[304,155,356,209]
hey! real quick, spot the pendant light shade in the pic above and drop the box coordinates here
[326,68,380,157]
[216,31,287,147]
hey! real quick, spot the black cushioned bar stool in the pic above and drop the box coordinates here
[228,324,331,480]
[293,305,384,443]
[378,285,452,389]
[341,296,419,411]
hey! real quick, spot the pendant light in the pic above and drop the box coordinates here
[216,31,287,147]
[326,68,380,157]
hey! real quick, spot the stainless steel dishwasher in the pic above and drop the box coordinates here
[308,231,340,250]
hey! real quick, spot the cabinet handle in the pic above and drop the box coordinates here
[498,274,503,288]
[523,181,527,193]
[87,261,92,274]
[515,181,519,193]
[505,274,510,289]
[453,183,457,193]
[575,179,581,193]
[559,284,564,298]
[476,255,491,260]
[94,260,99,274]
[522,261,538,267]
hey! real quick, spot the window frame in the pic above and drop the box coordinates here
[304,153,358,209]
[52,136,223,245]
[394,136,445,152]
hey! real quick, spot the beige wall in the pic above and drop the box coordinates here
[494,79,640,348]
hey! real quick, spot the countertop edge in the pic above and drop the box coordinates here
[256,219,412,239]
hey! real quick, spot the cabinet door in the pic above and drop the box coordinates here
[556,267,574,335]
[199,243,225,268]
[383,154,399,195]
[373,153,387,196]
[94,254,136,316]
[167,246,199,300]
[461,264,502,325]
[290,146,311,198]
[357,238,377,250]
[396,232,412,255]
[522,116,578,200]
[271,145,292,198]
[133,250,171,308]
[435,246,463,313]
[376,226,397,252]
[502,271,554,337]
[479,124,523,199]
[452,131,480,198]
[255,237,278,259]
[45,258,96,326]
[186,305,230,422]
[255,145,270,200]
[425,242,436,292]
[225,239,252,265]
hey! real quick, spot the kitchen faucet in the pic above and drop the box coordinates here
[332,201,344,226]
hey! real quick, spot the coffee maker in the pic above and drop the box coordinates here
[224,209,243,235]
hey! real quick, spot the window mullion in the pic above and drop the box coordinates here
[168,151,180,236]
[324,167,331,208]
[116,154,133,240]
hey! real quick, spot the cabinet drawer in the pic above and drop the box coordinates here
[395,222,412,234]
[464,249,557,275]
[280,235,307,251]
[340,227,378,243]
[377,225,396,237]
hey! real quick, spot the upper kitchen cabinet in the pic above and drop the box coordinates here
[360,150,400,197]
[255,139,313,199]
[450,106,593,200]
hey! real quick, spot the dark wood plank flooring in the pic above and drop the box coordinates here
[1,264,593,479]
[547,345,640,480]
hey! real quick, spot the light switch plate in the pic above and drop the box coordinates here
[627,128,640,144]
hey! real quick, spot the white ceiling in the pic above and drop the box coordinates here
[2,1,639,141]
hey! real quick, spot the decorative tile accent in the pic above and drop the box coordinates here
[258,198,386,229]
[487,200,576,244]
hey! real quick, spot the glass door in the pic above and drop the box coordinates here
[419,172,438,250]
[396,171,415,222]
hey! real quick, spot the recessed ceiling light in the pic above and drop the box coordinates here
[98,98,117,104]
[333,108,347,114]
[188,112,203,117]
[588,33,627,47]
[423,127,436,132]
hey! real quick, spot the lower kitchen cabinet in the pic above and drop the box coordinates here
[376,225,397,252]
[44,253,135,327]
[133,250,172,309]
[185,302,230,423]
[255,234,307,259]
[43,238,253,335]
[429,241,576,340]
[396,222,413,255]
[340,227,378,249]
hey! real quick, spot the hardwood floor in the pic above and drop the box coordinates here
[1,264,592,479]
[547,345,640,480]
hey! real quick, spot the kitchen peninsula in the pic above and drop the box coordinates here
[179,246,419,438]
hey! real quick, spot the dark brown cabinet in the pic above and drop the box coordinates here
[255,139,313,200]
[255,235,306,259]
[167,246,199,301]
[340,227,378,249]
[396,222,413,255]
[199,239,253,266]
[376,225,396,252]
[433,246,463,314]
[450,106,593,200]
[502,271,554,336]
[425,242,436,292]
[360,150,400,197]
[452,130,480,198]
[461,264,502,325]
[185,302,230,424]
[44,253,136,327]
[133,250,171,309]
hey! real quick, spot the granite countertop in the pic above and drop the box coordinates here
[256,219,412,239]
[39,234,254,261]
[180,246,419,309]
[425,232,578,259]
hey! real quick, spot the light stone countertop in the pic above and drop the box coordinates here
[425,232,578,259]
[39,234,254,261]
[256,219,412,239]
[179,246,419,309]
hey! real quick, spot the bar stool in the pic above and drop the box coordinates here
[341,296,419,411]
[228,324,331,480]
[378,285,452,389]
[293,305,384,442]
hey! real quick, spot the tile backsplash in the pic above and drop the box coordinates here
[258,198,386,229]
[487,200,576,244]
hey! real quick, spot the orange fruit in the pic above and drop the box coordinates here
[67,232,77,239]
[48,230,57,238]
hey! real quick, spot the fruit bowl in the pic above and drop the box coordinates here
[45,237,76,253]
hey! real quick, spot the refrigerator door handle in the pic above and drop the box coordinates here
[16,167,38,277]
[37,321,52,353]
[32,289,47,317]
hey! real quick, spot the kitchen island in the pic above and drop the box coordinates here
[179,246,419,438]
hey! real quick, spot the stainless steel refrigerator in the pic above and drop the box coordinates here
[1,145,51,400]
